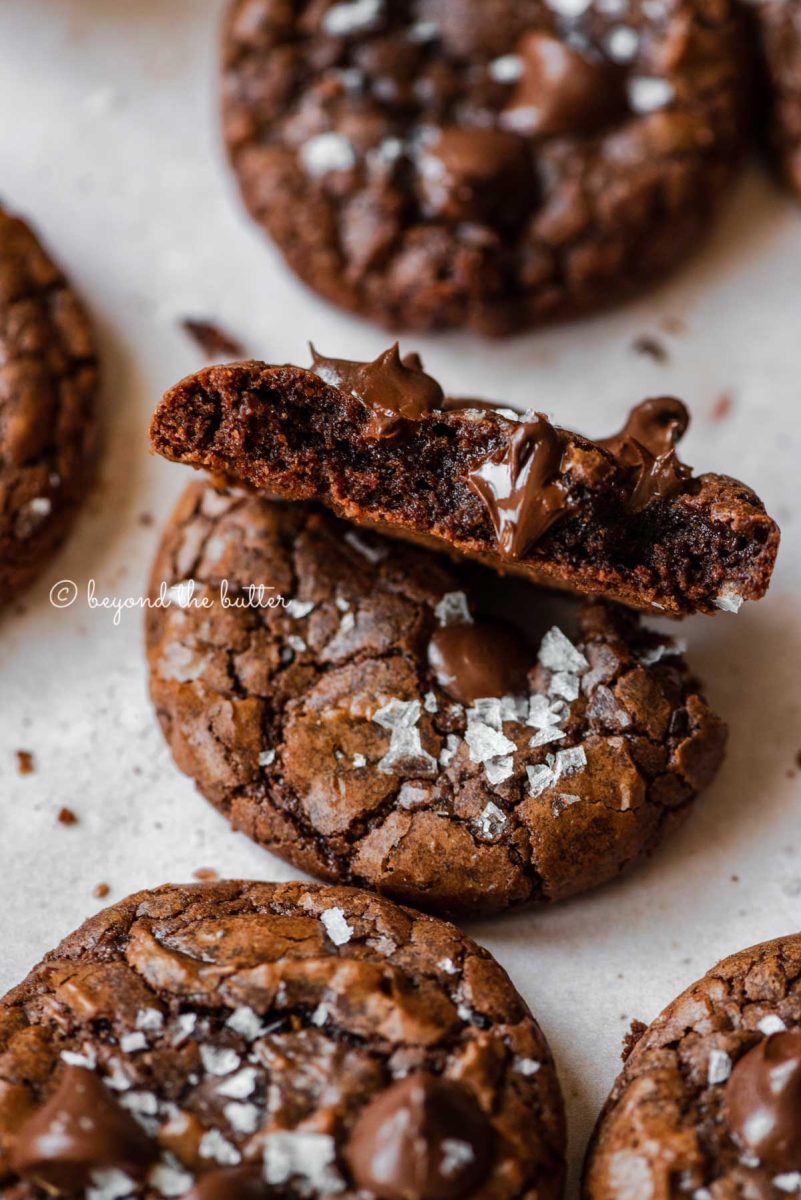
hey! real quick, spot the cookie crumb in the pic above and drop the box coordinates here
[181,318,245,360]
[193,867,219,881]
[138,511,154,528]
[711,391,733,421]
[93,882,110,899]
[632,335,668,363]
[622,1018,647,1061]
[15,749,35,775]
[57,806,78,826]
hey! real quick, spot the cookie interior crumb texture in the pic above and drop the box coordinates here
[584,932,801,1199]
[0,880,566,1199]
[145,480,727,917]
[221,0,748,333]
[0,207,99,605]
[149,355,780,617]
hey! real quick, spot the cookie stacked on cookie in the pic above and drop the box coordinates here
[146,347,778,917]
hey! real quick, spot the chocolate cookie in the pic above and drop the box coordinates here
[221,0,746,334]
[145,480,726,917]
[149,354,780,617]
[0,206,99,605]
[752,0,801,196]
[0,880,565,1199]
[584,932,801,1200]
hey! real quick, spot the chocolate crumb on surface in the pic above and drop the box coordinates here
[15,750,35,776]
[192,867,220,882]
[145,479,727,918]
[93,883,110,900]
[631,335,668,364]
[711,391,734,421]
[181,318,245,360]
[149,354,780,617]
[0,880,566,1199]
[222,0,748,334]
[57,807,78,827]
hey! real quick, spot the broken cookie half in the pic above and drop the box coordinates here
[149,348,779,617]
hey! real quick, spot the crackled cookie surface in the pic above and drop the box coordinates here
[0,206,98,605]
[222,0,746,333]
[752,0,801,195]
[146,481,726,917]
[149,357,780,617]
[0,881,565,1199]
[584,932,801,1200]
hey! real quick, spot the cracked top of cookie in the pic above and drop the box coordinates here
[149,354,780,616]
[222,0,746,333]
[0,206,98,605]
[584,933,801,1200]
[0,881,565,1200]
[146,482,726,916]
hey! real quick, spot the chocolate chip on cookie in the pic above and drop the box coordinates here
[149,354,779,616]
[145,480,726,917]
[0,881,566,1198]
[0,206,98,605]
[584,933,801,1199]
[222,0,747,333]
[751,0,801,196]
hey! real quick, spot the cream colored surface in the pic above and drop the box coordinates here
[0,2,799,1193]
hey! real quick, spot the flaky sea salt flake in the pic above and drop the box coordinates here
[300,132,357,177]
[321,906,353,946]
[200,1128,241,1166]
[475,801,508,839]
[708,1048,732,1085]
[224,1101,260,1134]
[715,585,744,613]
[216,1066,257,1099]
[527,763,556,798]
[538,627,588,674]
[758,1015,787,1035]
[435,591,473,626]
[323,0,382,36]
[484,755,514,786]
[226,1007,263,1040]
[286,599,315,619]
[774,1174,801,1194]
[87,1168,137,1200]
[263,1131,345,1192]
[465,721,516,764]
[200,1045,241,1076]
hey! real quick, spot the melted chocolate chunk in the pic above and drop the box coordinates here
[725,1031,801,1172]
[600,397,692,512]
[428,619,532,704]
[467,416,568,559]
[503,33,629,138]
[186,1165,267,1200]
[11,1066,156,1191]
[417,126,533,225]
[347,1073,492,1200]
[310,344,443,438]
